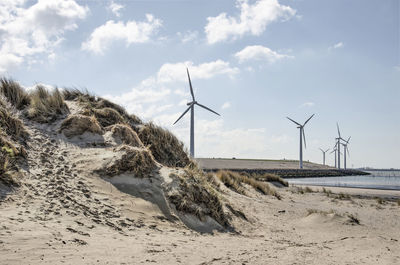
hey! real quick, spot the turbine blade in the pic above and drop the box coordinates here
[347,147,350,156]
[337,123,341,138]
[303,113,315,126]
[302,128,307,149]
[347,136,351,143]
[187,68,195,101]
[195,102,220,116]
[286,117,301,126]
[325,148,330,153]
[330,149,335,154]
[319,148,324,152]
[173,105,192,125]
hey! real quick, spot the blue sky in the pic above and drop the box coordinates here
[1,0,399,168]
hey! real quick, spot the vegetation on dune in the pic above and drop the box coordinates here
[26,85,69,123]
[0,78,30,110]
[63,88,142,127]
[138,122,190,168]
[105,145,157,178]
[216,170,280,199]
[89,107,124,127]
[106,124,143,147]
[60,114,102,137]
[239,171,288,187]
[0,93,27,187]
[168,164,230,227]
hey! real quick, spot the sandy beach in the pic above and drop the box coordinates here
[1,171,399,264]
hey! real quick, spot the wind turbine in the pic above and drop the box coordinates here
[336,123,346,169]
[319,148,330,166]
[341,136,351,169]
[330,145,337,168]
[287,114,315,169]
[173,68,220,158]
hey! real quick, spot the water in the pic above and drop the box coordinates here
[287,171,400,190]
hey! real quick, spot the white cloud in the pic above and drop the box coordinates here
[177,30,198,43]
[221,101,231,109]
[82,14,162,54]
[301,102,315,108]
[157,60,239,83]
[0,0,88,73]
[329,42,344,51]
[205,0,296,44]
[104,59,237,119]
[108,1,124,17]
[234,45,293,63]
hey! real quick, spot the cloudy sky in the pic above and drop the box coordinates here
[1,0,399,168]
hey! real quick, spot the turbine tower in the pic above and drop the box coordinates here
[341,136,351,170]
[336,123,347,169]
[287,114,315,169]
[319,148,329,166]
[330,146,337,168]
[173,68,220,158]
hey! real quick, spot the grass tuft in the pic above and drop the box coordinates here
[0,97,28,141]
[0,78,30,109]
[138,122,190,168]
[168,165,230,227]
[216,170,280,198]
[241,172,288,187]
[84,107,124,127]
[105,145,157,178]
[107,124,143,147]
[60,114,102,137]
[26,85,69,123]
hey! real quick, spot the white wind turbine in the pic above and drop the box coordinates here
[173,68,220,158]
[330,145,338,168]
[287,114,315,169]
[336,123,346,169]
[341,136,351,170]
[319,148,330,166]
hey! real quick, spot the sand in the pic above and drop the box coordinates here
[1,102,399,264]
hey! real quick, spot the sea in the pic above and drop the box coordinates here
[287,170,400,190]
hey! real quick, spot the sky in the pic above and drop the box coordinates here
[0,0,399,168]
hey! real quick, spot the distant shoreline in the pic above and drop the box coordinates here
[291,184,400,199]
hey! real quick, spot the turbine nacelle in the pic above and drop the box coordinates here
[187,101,197,106]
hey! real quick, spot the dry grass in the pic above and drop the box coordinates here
[205,172,220,189]
[107,124,143,147]
[105,145,157,178]
[138,122,190,168]
[26,85,69,123]
[0,141,21,187]
[347,213,360,225]
[216,170,280,198]
[295,186,314,194]
[168,165,230,227]
[397,199,400,206]
[241,172,288,187]
[83,107,124,128]
[63,88,142,126]
[0,97,28,141]
[216,170,246,195]
[0,78,30,109]
[60,114,102,138]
